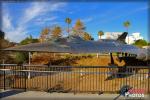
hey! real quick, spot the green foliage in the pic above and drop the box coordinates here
[39,27,51,42]
[132,39,148,47]
[0,30,5,39]
[98,31,104,39]
[65,17,71,24]
[72,19,86,37]
[123,21,130,28]
[15,52,28,64]
[20,35,39,45]
[51,26,62,38]
[0,31,16,63]
[14,35,38,64]
[41,28,50,35]
[74,19,85,31]
[123,21,130,32]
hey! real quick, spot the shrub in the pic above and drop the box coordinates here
[15,52,28,64]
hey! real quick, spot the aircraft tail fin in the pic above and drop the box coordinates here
[117,32,128,43]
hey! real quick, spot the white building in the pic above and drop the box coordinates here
[101,32,143,44]
[126,32,143,44]
[142,46,150,49]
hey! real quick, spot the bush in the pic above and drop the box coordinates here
[132,39,148,47]
[20,35,39,45]
[14,35,39,64]
[15,52,28,64]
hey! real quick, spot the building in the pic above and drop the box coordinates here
[142,46,150,49]
[101,32,143,44]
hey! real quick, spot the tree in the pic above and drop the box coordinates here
[73,19,85,37]
[15,52,28,64]
[0,31,16,63]
[83,32,94,41]
[51,26,62,38]
[98,31,104,39]
[132,39,148,48]
[0,30,5,39]
[0,30,5,49]
[123,21,130,44]
[15,35,39,64]
[40,27,50,42]
[74,19,85,30]
[20,35,39,45]
[65,17,72,35]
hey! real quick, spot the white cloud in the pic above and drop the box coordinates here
[2,9,27,42]
[5,27,28,42]
[35,16,57,25]
[2,2,67,42]
[20,2,66,25]
[2,10,14,31]
[2,15,11,30]
[82,17,93,23]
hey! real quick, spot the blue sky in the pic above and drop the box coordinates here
[1,1,149,42]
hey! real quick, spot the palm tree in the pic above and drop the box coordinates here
[123,21,130,44]
[98,31,104,39]
[97,31,104,58]
[65,17,72,35]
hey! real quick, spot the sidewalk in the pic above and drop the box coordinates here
[0,90,149,100]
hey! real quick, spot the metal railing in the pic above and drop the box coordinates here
[0,64,150,94]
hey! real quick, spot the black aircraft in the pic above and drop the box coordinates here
[2,32,150,65]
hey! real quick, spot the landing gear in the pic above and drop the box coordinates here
[107,53,118,80]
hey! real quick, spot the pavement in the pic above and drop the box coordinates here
[0,89,150,100]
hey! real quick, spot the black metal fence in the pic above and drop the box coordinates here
[0,64,150,94]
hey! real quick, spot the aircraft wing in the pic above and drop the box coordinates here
[3,36,140,55]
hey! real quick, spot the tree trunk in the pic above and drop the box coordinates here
[127,28,129,44]
[68,24,69,35]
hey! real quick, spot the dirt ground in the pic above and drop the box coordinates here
[31,53,125,66]
[13,67,150,93]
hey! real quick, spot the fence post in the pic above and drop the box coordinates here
[3,60,6,90]
[24,64,27,92]
[125,66,127,86]
[47,65,48,91]
[148,63,150,93]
